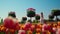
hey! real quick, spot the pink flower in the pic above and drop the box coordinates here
[56,28,60,34]
[18,30,26,34]
[27,8,35,11]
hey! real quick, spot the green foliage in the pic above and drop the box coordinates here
[20,20,26,24]
[22,17,27,21]
[49,14,54,20]
[35,14,40,20]
[20,17,27,24]
[0,18,3,25]
[52,9,60,16]
[27,11,35,17]
[33,20,39,23]
[1,18,3,23]
[51,9,60,21]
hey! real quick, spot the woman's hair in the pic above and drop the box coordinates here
[8,12,16,18]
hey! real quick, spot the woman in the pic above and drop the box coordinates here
[4,12,19,34]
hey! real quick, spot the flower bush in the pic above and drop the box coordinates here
[0,22,60,34]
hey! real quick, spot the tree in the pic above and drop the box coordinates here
[35,14,40,20]
[21,17,27,24]
[27,8,36,22]
[33,20,39,23]
[51,9,60,21]
[35,14,40,23]
[0,18,3,24]
[22,17,27,21]
[1,18,3,23]
[49,14,54,21]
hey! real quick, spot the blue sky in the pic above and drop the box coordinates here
[0,0,60,20]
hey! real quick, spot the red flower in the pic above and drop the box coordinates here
[4,17,19,30]
[25,22,32,30]
[30,24,35,31]
[4,18,14,29]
